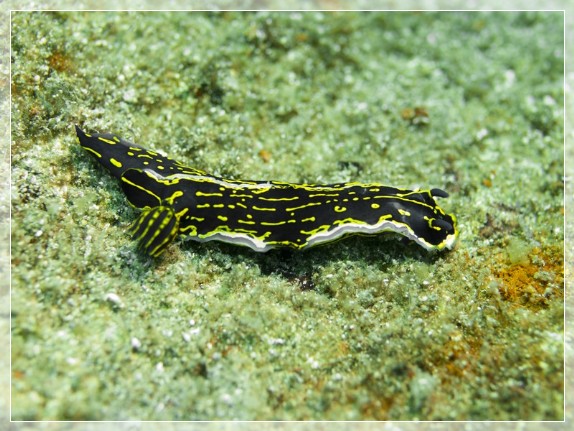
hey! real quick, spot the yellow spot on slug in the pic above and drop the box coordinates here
[165,190,184,205]
[176,208,189,218]
[196,191,223,197]
[261,221,287,226]
[378,214,393,222]
[98,137,117,145]
[82,146,102,158]
[238,219,255,225]
[286,202,322,212]
[259,196,299,202]
[110,158,123,168]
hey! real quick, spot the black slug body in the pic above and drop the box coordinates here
[76,126,458,256]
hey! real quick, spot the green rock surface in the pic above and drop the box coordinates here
[8,7,565,422]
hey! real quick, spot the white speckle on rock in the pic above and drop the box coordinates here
[104,292,123,308]
[122,89,138,103]
[131,337,141,350]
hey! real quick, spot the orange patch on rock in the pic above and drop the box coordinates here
[495,246,563,309]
